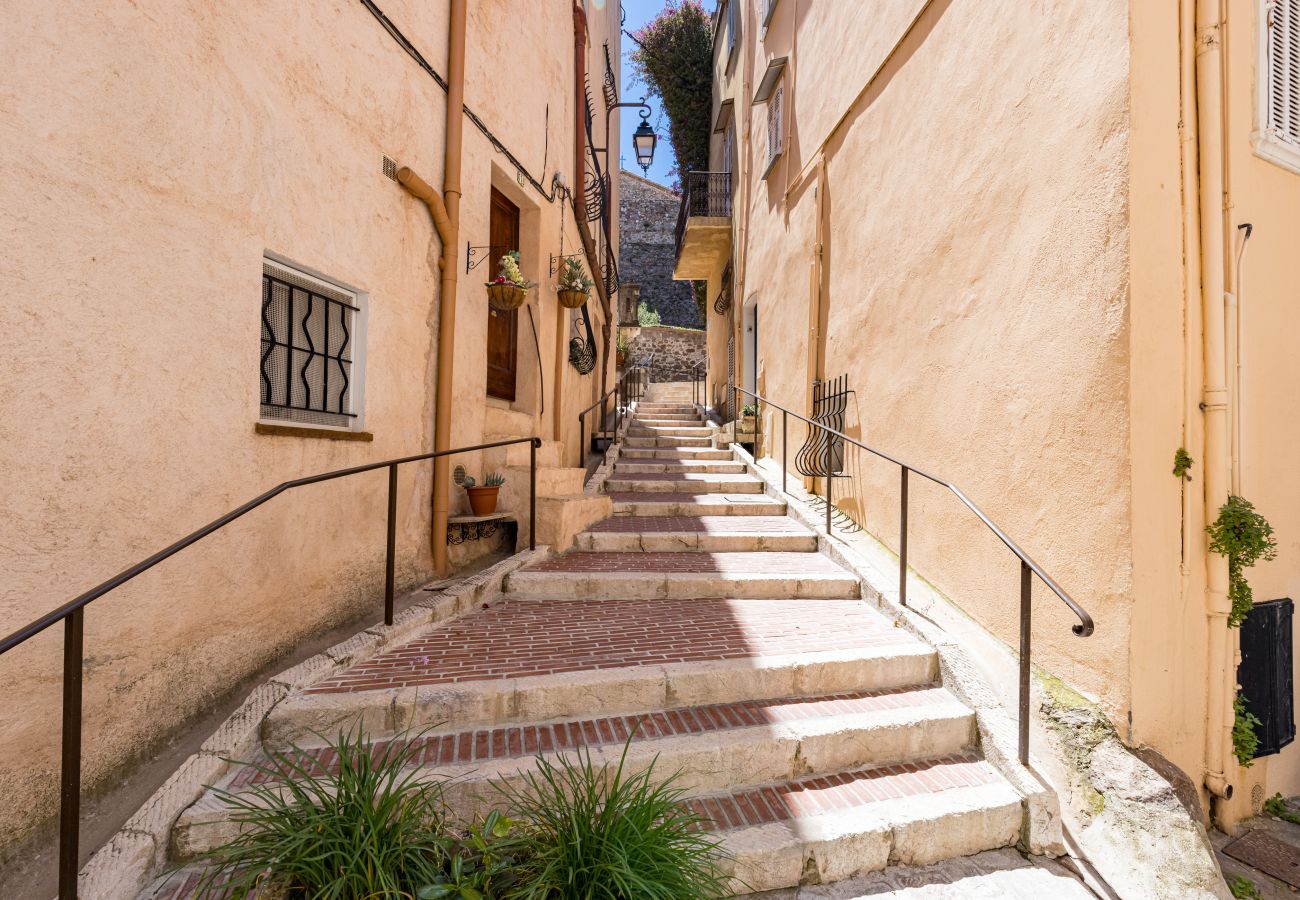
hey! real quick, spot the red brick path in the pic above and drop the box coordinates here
[307,598,914,693]
[688,754,1000,831]
[524,551,847,575]
[585,515,810,534]
[231,687,950,788]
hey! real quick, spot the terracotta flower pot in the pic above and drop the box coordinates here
[464,485,500,516]
[487,283,527,311]
[616,350,628,367]
[557,288,588,309]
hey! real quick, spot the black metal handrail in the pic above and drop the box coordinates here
[576,360,651,468]
[1,436,542,899]
[673,171,732,261]
[690,358,707,407]
[732,385,1093,768]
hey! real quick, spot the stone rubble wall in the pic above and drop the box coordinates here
[618,170,703,329]
[626,325,706,383]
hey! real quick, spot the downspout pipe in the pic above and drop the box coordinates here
[1193,0,1235,811]
[397,0,468,578]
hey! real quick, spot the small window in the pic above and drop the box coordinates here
[726,0,739,67]
[260,259,364,430]
[723,122,735,174]
[762,0,779,29]
[1255,0,1300,173]
[764,77,784,178]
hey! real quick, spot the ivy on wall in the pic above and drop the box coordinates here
[1206,495,1278,628]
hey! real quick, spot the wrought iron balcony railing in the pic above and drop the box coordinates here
[673,171,733,261]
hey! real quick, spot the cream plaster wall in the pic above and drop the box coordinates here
[0,0,618,856]
[728,0,1134,713]
[1217,0,1300,801]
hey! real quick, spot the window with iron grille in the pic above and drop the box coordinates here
[764,78,784,177]
[260,259,364,430]
[1256,0,1300,173]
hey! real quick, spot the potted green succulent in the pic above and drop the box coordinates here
[462,471,506,516]
[486,251,531,311]
[556,257,593,309]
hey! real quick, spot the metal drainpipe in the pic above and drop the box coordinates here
[1193,0,1236,817]
[431,0,467,577]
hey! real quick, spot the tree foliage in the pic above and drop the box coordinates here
[629,1,713,176]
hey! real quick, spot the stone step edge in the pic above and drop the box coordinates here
[610,499,788,517]
[729,443,1067,856]
[172,700,979,859]
[65,546,551,900]
[716,780,1024,892]
[262,643,939,747]
[573,531,817,553]
[502,571,862,601]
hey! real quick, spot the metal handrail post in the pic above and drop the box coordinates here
[384,464,397,625]
[1019,560,1032,765]
[899,467,909,608]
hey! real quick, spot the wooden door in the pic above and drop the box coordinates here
[487,188,520,401]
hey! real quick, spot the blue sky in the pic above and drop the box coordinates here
[616,0,682,187]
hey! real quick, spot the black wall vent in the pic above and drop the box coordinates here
[1238,598,1295,759]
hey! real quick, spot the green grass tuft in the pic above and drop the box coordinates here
[192,727,448,899]
[496,736,732,899]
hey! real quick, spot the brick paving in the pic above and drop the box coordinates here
[230,687,950,787]
[687,754,1000,831]
[608,491,780,503]
[525,550,846,575]
[306,598,914,693]
[585,515,811,534]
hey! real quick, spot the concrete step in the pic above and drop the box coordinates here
[636,404,696,413]
[711,767,1023,892]
[619,447,735,461]
[611,493,787,516]
[504,551,860,600]
[628,425,716,437]
[604,474,764,494]
[624,435,714,448]
[634,414,705,424]
[174,687,976,859]
[613,460,747,474]
[575,516,818,552]
[262,597,936,743]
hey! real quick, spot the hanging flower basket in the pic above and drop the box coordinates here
[486,251,532,311]
[487,282,527,310]
[557,288,588,309]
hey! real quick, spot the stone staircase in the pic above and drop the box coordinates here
[163,395,1078,895]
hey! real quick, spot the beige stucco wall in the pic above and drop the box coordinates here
[1216,0,1300,801]
[735,0,1133,712]
[0,0,618,857]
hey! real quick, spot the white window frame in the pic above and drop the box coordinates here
[763,77,785,179]
[259,255,368,432]
[1253,0,1300,175]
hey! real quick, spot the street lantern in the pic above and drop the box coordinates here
[633,114,657,173]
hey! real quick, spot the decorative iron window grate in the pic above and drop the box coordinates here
[260,261,359,429]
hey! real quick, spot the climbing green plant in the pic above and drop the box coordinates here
[1232,693,1261,767]
[628,1,713,177]
[1172,447,1194,480]
[1206,495,1277,627]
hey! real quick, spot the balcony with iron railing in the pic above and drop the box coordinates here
[672,171,733,280]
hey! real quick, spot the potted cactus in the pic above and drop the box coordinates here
[485,251,531,311]
[556,257,593,309]
[462,471,506,516]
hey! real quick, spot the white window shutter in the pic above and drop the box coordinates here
[768,81,784,167]
[1270,0,1300,148]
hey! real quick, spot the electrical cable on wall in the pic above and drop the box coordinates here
[360,0,559,202]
